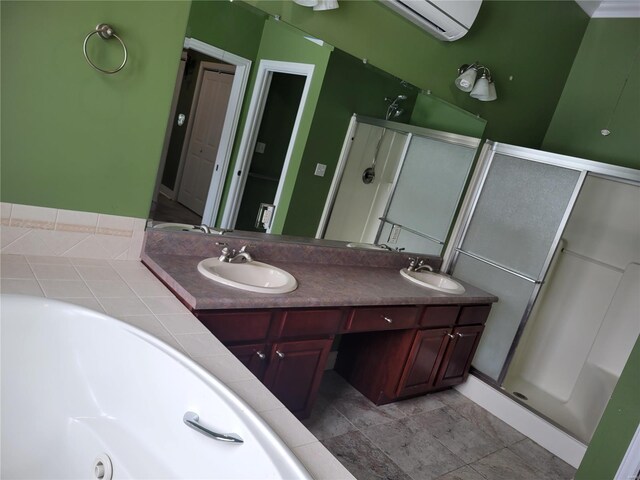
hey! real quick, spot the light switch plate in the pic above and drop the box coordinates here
[314,163,327,177]
[255,142,266,154]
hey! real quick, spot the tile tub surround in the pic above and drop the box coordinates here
[307,371,577,480]
[142,230,496,310]
[0,254,354,480]
[0,202,145,259]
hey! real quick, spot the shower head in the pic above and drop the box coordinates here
[396,94,407,101]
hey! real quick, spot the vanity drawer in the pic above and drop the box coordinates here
[346,306,418,332]
[420,306,460,328]
[276,309,344,339]
[457,305,492,326]
[196,310,273,343]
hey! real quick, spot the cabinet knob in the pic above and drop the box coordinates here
[447,333,455,339]
[256,351,266,360]
[383,316,393,324]
[457,333,464,338]
[276,350,285,359]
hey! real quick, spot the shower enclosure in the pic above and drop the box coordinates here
[444,141,640,445]
[319,115,479,256]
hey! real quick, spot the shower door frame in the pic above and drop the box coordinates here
[317,114,481,247]
[443,141,640,386]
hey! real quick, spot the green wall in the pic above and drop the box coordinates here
[410,93,487,139]
[212,18,333,233]
[0,1,191,218]
[186,0,266,61]
[543,19,640,169]
[1,0,589,220]
[244,0,589,148]
[576,337,640,479]
[282,48,419,236]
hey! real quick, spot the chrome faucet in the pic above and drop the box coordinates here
[407,257,434,272]
[219,245,253,263]
[195,224,230,235]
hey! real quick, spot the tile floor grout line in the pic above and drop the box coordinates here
[504,441,564,480]
[466,462,491,480]
[353,417,418,479]
[327,404,359,433]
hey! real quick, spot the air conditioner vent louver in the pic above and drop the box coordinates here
[400,2,447,33]
[381,0,483,42]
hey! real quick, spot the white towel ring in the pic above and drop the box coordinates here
[83,24,128,75]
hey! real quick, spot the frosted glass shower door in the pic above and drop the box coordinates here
[451,147,584,382]
[379,135,476,255]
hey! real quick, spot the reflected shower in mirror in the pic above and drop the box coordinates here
[320,116,480,256]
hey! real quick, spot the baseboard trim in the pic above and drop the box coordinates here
[455,375,587,468]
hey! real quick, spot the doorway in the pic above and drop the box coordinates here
[222,60,314,232]
[150,38,251,226]
[235,72,306,231]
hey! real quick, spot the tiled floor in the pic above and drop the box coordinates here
[150,194,202,225]
[304,371,576,480]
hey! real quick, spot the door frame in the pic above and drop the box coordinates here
[164,38,251,225]
[175,60,236,214]
[154,51,187,204]
[221,60,315,232]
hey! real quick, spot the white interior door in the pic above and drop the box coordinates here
[178,63,234,215]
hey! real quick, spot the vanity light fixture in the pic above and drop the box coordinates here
[455,63,497,101]
[293,0,339,11]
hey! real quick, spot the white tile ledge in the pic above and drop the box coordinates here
[0,253,352,480]
[0,203,145,260]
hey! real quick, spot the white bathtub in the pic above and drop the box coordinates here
[1,294,311,480]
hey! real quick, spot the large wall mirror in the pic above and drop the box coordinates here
[147,0,487,257]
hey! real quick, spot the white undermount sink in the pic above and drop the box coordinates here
[197,258,298,294]
[400,268,466,295]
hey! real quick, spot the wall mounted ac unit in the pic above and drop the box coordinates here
[381,0,483,41]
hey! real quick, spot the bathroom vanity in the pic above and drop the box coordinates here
[142,230,497,419]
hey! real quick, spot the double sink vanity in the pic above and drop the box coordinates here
[142,228,497,419]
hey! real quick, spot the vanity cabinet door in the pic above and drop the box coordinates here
[396,328,450,398]
[263,338,332,418]
[226,343,269,380]
[435,325,484,388]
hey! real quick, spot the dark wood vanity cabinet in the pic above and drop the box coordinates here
[263,339,333,417]
[336,304,490,405]
[435,324,484,388]
[195,308,342,418]
[195,303,491,418]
